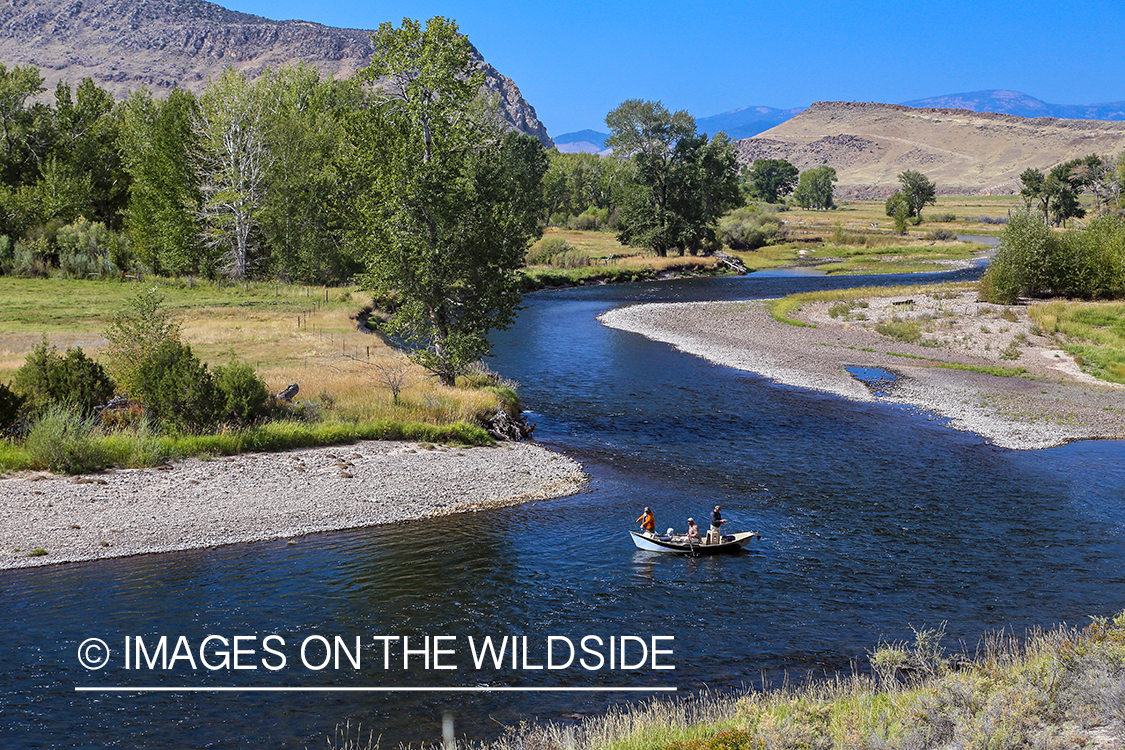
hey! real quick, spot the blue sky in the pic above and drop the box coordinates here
[225,0,1125,137]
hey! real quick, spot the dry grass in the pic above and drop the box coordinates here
[444,612,1125,750]
[0,277,507,431]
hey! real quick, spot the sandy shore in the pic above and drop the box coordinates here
[0,441,586,570]
[600,291,1125,450]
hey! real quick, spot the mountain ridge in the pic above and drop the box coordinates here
[0,0,553,146]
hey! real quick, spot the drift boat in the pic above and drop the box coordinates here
[629,530,760,555]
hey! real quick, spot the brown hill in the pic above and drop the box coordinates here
[0,0,553,146]
[735,101,1125,197]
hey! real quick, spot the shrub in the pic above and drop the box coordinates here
[13,341,116,420]
[103,288,183,397]
[569,212,599,231]
[133,340,221,432]
[931,212,958,223]
[526,237,587,267]
[56,217,123,279]
[213,361,270,426]
[981,210,1125,303]
[25,406,110,474]
[719,206,783,250]
[526,236,573,266]
[925,229,958,241]
[0,382,21,431]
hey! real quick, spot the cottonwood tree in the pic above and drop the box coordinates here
[342,16,547,386]
[742,158,799,204]
[792,165,837,210]
[120,88,202,275]
[195,68,272,279]
[606,99,740,256]
[897,170,937,221]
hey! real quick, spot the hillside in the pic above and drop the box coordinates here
[736,101,1125,196]
[0,0,553,146]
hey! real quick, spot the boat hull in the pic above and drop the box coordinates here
[629,530,758,554]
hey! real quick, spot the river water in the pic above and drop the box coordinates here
[4,267,1125,748]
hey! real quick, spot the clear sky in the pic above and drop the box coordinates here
[223,0,1125,137]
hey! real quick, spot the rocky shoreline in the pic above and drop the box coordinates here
[599,293,1125,450]
[0,441,586,570]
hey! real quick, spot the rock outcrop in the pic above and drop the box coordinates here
[0,0,553,146]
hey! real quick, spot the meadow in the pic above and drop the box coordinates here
[0,277,510,473]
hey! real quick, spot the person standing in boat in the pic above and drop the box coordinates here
[637,506,655,535]
[686,518,701,540]
[709,505,726,543]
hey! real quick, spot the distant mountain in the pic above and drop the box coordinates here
[553,129,609,154]
[902,90,1125,121]
[0,0,553,146]
[696,105,807,140]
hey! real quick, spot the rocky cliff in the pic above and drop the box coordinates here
[0,0,553,146]
[736,101,1125,196]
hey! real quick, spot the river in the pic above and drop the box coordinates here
[4,266,1125,748]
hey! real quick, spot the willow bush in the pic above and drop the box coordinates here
[981,211,1125,303]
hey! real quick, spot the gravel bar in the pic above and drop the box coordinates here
[600,297,1125,451]
[0,441,587,569]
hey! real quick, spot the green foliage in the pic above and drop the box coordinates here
[792,165,837,210]
[25,405,110,474]
[133,340,221,432]
[213,361,270,426]
[55,216,123,278]
[0,381,21,430]
[875,320,923,343]
[718,206,784,249]
[103,288,183,397]
[120,88,202,276]
[741,158,799,204]
[543,151,623,226]
[897,170,937,221]
[982,210,1125,302]
[526,236,575,265]
[345,17,547,386]
[607,99,741,256]
[12,340,116,419]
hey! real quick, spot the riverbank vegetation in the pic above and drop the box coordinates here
[323,613,1125,749]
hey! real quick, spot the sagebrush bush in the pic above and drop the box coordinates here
[526,237,587,267]
[25,406,110,474]
[13,340,116,419]
[719,206,783,250]
[925,229,958,241]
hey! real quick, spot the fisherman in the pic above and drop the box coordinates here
[636,506,655,535]
[686,518,701,540]
[708,505,726,544]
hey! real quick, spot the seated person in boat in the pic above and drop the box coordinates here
[636,506,655,535]
[686,518,701,540]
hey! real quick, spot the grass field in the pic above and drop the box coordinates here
[0,277,510,472]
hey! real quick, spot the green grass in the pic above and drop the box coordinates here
[766,282,975,326]
[1030,300,1125,384]
[0,418,491,476]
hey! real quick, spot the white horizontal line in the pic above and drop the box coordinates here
[75,686,677,693]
